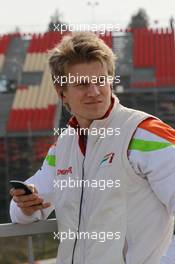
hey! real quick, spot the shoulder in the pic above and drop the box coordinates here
[137,117,175,144]
[129,117,175,152]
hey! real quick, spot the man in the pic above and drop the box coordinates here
[10,32,175,264]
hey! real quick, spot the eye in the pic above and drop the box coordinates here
[74,81,89,88]
[98,76,107,86]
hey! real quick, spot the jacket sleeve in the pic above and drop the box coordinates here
[10,144,56,224]
[128,117,175,263]
[160,237,175,264]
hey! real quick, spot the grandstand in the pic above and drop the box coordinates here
[0,28,175,223]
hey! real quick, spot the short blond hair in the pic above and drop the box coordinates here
[49,32,116,88]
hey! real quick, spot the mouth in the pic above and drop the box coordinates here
[84,101,102,105]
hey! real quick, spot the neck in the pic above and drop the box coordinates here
[75,118,92,129]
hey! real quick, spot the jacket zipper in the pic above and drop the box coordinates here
[71,141,87,264]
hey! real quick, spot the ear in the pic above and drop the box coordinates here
[55,86,67,102]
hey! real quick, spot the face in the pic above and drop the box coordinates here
[57,61,112,128]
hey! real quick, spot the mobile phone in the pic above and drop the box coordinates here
[10,180,33,195]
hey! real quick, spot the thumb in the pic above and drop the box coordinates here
[27,184,38,194]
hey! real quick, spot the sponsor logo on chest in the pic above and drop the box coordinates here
[57,166,73,176]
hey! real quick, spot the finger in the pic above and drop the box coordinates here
[17,198,44,208]
[13,193,40,203]
[32,202,51,211]
[10,189,25,196]
[42,202,51,209]
[17,202,51,215]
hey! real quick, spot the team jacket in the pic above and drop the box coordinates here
[10,95,175,264]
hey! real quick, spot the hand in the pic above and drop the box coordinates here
[9,184,51,216]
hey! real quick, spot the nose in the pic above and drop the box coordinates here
[87,83,100,97]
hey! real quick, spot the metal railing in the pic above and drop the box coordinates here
[0,218,58,264]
